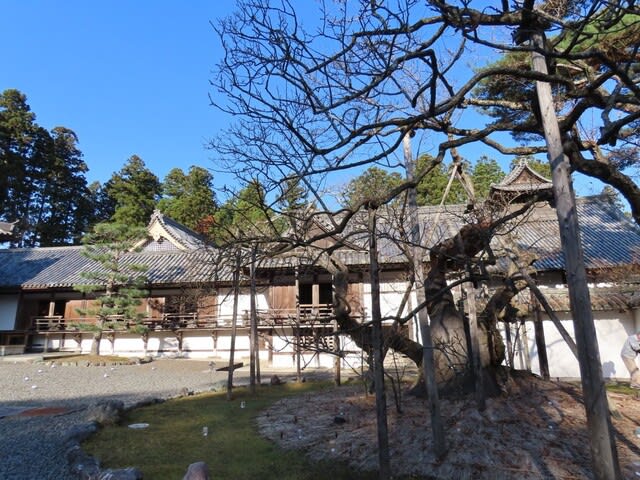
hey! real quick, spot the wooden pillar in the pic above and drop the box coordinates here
[504,323,513,368]
[249,245,260,392]
[532,294,550,380]
[403,134,446,457]
[295,264,302,382]
[529,29,620,479]
[334,318,341,386]
[465,283,485,411]
[367,207,391,480]
[227,251,241,401]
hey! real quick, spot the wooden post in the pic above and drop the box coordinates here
[249,245,260,392]
[520,269,578,359]
[334,318,341,386]
[227,251,241,401]
[504,323,514,368]
[532,293,550,380]
[367,207,391,480]
[529,30,621,479]
[465,283,485,411]
[295,264,302,382]
[404,134,447,457]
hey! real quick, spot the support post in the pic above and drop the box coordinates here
[403,134,447,457]
[465,283,485,411]
[532,294,550,380]
[529,29,621,479]
[367,207,391,480]
[227,251,241,401]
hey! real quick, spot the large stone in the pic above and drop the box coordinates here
[183,461,210,480]
[86,400,125,426]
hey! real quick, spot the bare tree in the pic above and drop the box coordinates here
[210,0,640,474]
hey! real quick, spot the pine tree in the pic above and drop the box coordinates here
[472,156,505,200]
[74,222,149,355]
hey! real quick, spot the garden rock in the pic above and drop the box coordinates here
[183,461,210,480]
[87,400,125,426]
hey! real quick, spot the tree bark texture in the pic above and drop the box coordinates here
[530,30,621,480]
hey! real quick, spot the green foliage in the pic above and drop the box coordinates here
[341,157,504,207]
[472,156,505,199]
[213,180,280,241]
[75,222,149,328]
[0,89,96,246]
[472,51,534,134]
[103,155,161,227]
[554,12,640,67]
[415,156,468,206]
[341,166,403,208]
[83,382,376,480]
[157,166,218,230]
[278,177,308,212]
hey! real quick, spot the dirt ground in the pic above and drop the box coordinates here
[257,372,640,479]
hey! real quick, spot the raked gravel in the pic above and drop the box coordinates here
[0,357,301,480]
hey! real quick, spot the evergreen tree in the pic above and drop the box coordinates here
[157,166,217,230]
[415,156,468,206]
[0,89,95,247]
[74,222,149,355]
[213,180,277,241]
[341,166,403,208]
[34,127,95,246]
[88,181,115,225]
[472,156,505,200]
[278,177,308,212]
[104,155,161,227]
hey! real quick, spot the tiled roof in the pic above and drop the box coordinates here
[490,160,554,193]
[0,195,637,290]
[0,247,224,290]
[511,287,640,312]
[143,209,206,250]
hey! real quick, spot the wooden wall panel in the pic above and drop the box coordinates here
[269,285,296,310]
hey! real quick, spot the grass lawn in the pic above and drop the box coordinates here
[82,381,379,480]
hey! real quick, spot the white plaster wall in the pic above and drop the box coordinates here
[217,289,269,322]
[0,295,18,330]
[362,280,410,322]
[505,310,634,379]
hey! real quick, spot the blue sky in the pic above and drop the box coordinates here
[1,1,610,200]
[1,0,237,186]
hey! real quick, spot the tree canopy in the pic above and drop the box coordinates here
[157,166,218,231]
[211,0,640,224]
[103,155,162,227]
[341,166,404,208]
[0,89,95,246]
